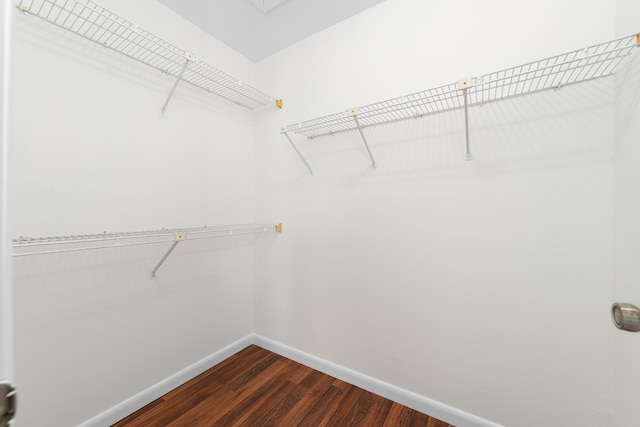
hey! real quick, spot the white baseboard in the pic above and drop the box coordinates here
[78,335,254,427]
[81,333,502,427]
[252,334,503,427]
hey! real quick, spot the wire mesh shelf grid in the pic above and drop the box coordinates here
[17,0,276,110]
[285,33,639,139]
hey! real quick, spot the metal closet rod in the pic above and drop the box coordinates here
[16,0,282,112]
[280,32,639,169]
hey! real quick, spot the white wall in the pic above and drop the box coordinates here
[10,0,633,425]
[10,0,270,425]
[255,0,617,426]
[613,1,640,426]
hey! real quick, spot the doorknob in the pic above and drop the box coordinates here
[611,303,640,332]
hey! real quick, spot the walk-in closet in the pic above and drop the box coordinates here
[1,0,640,426]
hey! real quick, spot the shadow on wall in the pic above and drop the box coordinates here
[614,50,640,152]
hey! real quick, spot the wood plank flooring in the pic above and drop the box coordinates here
[113,345,455,427]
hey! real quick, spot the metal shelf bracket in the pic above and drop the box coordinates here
[280,126,313,175]
[151,231,185,279]
[349,107,377,170]
[457,78,474,161]
[160,52,194,117]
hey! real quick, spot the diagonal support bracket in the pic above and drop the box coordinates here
[160,51,195,118]
[458,78,474,161]
[151,231,186,279]
[280,126,313,175]
[349,107,377,170]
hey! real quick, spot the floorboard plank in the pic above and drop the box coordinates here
[252,380,307,426]
[168,357,290,427]
[297,384,344,426]
[322,383,364,426]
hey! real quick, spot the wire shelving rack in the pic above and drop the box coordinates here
[16,0,282,112]
[281,33,640,172]
[13,223,283,279]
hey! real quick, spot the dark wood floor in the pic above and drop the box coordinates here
[113,345,455,426]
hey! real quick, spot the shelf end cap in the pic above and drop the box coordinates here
[457,77,474,90]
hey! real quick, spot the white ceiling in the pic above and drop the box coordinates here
[158,0,388,62]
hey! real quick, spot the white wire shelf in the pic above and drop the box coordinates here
[16,0,281,111]
[12,223,283,278]
[284,33,639,139]
[12,223,281,255]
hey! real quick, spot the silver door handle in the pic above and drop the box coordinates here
[612,303,640,332]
